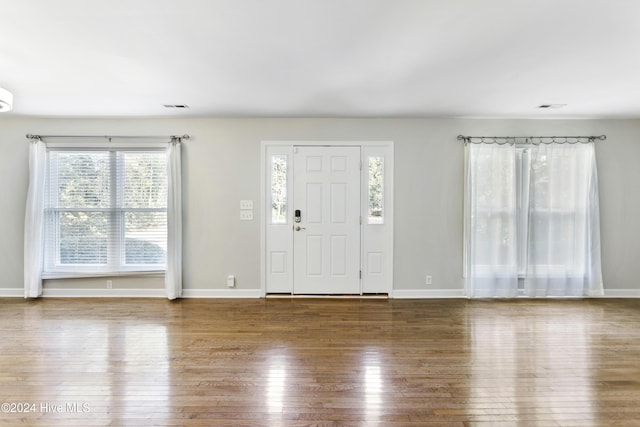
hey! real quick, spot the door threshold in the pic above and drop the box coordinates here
[266,293,389,299]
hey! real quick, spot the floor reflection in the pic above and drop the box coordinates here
[469,304,596,425]
[266,350,288,414]
[122,324,169,421]
[6,297,638,425]
[362,348,383,422]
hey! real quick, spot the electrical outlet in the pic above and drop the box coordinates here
[106,280,113,289]
[240,210,253,220]
[227,275,235,288]
[425,275,432,286]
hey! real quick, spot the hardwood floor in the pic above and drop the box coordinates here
[0,298,639,426]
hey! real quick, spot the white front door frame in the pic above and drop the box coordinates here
[260,140,394,297]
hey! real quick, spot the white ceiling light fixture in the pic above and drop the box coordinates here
[0,87,13,112]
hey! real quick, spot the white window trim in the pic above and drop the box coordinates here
[43,147,169,278]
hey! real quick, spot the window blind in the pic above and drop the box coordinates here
[43,149,168,275]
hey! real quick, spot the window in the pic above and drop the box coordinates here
[367,156,384,224]
[524,145,592,278]
[270,155,287,224]
[43,149,168,275]
[464,142,602,297]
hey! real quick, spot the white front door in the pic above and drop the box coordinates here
[293,146,361,294]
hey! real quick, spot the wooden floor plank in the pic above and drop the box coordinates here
[0,297,639,426]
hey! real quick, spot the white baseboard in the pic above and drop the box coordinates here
[2,287,638,299]
[42,288,167,297]
[42,288,262,298]
[603,289,640,298]
[0,288,24,297]
[392,288,640,299]
[0,287,263,298]
[181,289,263,298]
[391,289,467,299]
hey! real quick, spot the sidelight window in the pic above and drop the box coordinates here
[367,156,384,224]
[270,155,288,224]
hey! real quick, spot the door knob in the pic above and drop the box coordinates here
[295,226,306,231]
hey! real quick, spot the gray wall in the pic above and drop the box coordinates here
[1,117,638,294]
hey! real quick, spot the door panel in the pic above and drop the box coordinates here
[330,235,347,276]
[293,146,360,294]
[330,183,347,223]
[306,235,323,276]
[306,183,323,223]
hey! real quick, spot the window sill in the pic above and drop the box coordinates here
[42,270,165,280]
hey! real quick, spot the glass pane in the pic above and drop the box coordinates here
[52,152,111,208]
[271,155,287,224]
[123,152,168,209]
[368,157,384,224]
[59,212,108,264]
[125,212,167,265]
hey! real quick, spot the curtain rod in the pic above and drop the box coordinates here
[26,133,190,142]
[457,135,606,145]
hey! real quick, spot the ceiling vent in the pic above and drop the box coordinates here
[163,104,189,109]
[538,104,567,109]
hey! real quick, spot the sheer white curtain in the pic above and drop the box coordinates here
[165,139,183,299]
[464,143,518,297]
[465,141,603,298]
[24,138,47,298]
[524,143,603,296]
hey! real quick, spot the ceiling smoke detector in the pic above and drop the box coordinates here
[0,87,13,112]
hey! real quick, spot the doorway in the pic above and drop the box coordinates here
[262,141,393,296]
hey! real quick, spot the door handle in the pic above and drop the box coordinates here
[295,226,306,231]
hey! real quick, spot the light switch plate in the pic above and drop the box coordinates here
[240,200,253,210]
[240,210,253,220]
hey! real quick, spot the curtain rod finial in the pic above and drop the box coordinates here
[170,134,190,142]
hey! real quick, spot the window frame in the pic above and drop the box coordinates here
[515,145,588,278]
[43,147,168,277]
[367,155,385,225]
[270,154,288,225]
[516,146,530,277]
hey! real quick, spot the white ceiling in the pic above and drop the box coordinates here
[1,0,640,118]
